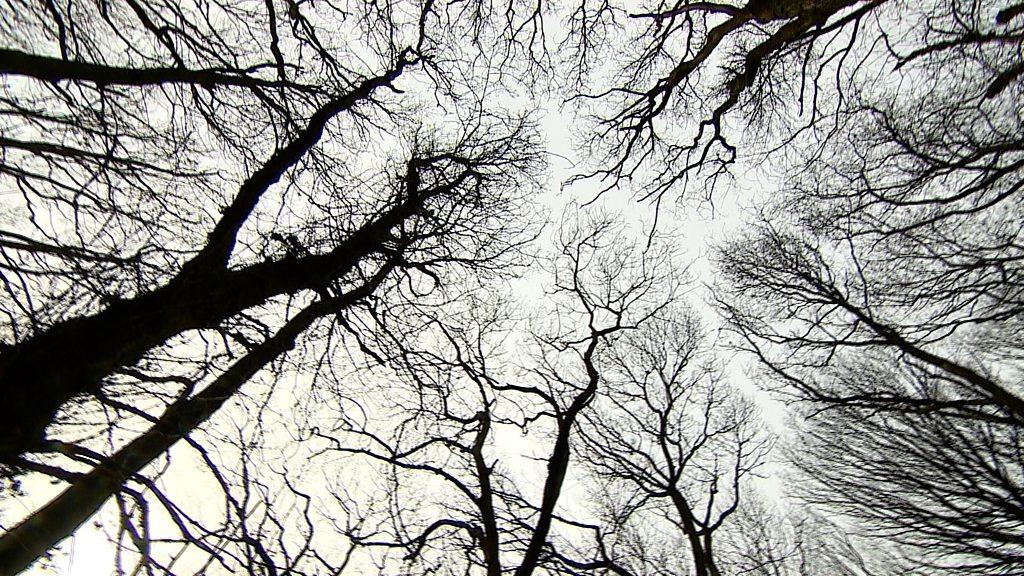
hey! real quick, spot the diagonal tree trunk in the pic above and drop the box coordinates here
[0,265,392,574]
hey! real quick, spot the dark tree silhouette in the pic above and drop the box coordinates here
[4,0,1023,573]
[562,0,891,201]
[713,0,1024,570]
[292,216,684,575]
[575,310,770,576]
[277,216,786,576]
[0,0,545,571]
[0,117,542,573]
[790,400,1024,574]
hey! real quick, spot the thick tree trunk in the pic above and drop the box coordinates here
[0,51,415,462]
[0,277,388,574]
[0,48,295,89]
[514,331,606,576]
[668,489,712,576]
[0,186,426,462]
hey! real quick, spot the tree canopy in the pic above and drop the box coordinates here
[1,0,1022,574]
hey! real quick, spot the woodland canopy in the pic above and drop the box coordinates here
[0,0,1021,574]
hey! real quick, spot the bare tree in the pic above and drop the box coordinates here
[281,215,786,576]
[0,0,547,571]
[287,216,680,575]
[789,394,1024,574]
[0,118,542,573]
[711,0,1024,570]
[574,309,770,576]
[560,0,892,201]
[558,0,1024,217]
[715,222,1024,572]
[6,0,1021,573]
[0,0,546,459]
[717,226,1024,422]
